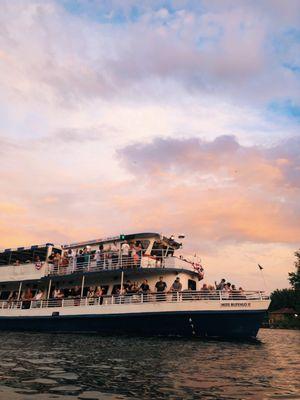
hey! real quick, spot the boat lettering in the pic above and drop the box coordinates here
[221,302,251,307]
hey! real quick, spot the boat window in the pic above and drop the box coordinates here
[0,245,55,267]
[188,279,196,291]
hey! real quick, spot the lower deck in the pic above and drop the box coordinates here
[0,291,270,338]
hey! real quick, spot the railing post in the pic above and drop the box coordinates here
[177,291,179,302]
[141,293,143,303]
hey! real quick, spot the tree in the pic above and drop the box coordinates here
[269,249,300,315]
[270,289,300,313]
[288,250,300,290]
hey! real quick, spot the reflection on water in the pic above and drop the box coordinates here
[0,329,299,399]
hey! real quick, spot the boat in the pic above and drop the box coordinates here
[0,232,270,338]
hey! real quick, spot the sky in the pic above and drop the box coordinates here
[0,0,300,292]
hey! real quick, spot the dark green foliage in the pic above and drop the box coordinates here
[288,250,300,290]
[270,289,300,313]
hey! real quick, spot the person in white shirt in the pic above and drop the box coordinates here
[121,241,130,268]
[111,241,119,267]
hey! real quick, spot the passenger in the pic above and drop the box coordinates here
[215,278,226,290]
[13,260,21,266]
[155,276,167,292]
[7,291,18,308]
[22,288,33,309]
[121,241,130,268]
[170,277,182,292]
[34,289,44,300]
[32,289,44,307]
[135,241,143,265]
[170,277,182,300]
[87,287,95,305]
[82,247,90,270]
[155,276,167,301]
[238,287,246,299]
[200,283,210,299]
[124,280,132,294]
[130,243,139,268]
[47,252,55,264]
[130,281,139,294]
[222,282,231,299]
[76,250,84,271]
[230,284,239,299]
[139,279,150,294]
[60,254,69,274]
[73,286,81,306]
[56,288,64,306]
[95,244,105,269]
[139,279,150,302]
[64,287,73,298]
[110,241,119,268]
[53,253,61,274]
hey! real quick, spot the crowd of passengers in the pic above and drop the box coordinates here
[3,277,246,309]
[47,240,150,271]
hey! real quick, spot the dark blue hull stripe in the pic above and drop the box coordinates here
[0,310,266,338]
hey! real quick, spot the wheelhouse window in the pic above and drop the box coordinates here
[0,245,55,267]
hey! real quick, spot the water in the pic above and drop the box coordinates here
[0,329,299,400]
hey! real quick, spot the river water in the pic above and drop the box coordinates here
[0,329,299,400]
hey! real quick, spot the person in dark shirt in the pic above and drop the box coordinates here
[155,276,167,301]
[139,279,150,293]
[155,276,167,292]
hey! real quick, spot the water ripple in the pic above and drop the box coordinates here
[0,329,299,399]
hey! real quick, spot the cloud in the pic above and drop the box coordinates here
[119,135,300,188]
[0,0,299,291]
[0,0,299,108]
[117,135,300,244]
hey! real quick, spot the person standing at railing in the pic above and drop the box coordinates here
[130,243,140,269]
[54,253,61,274]
[32,289,45,308]
[155,276,167,302]
[21,288,33,309]
[87,287,95,305]
[215,278,226,290]
[95,244,105,270]
[60,253,69,275]
[139,279,150,301]
[170,277,182,292]
[121,241,130,268]
[135,241,143,266]
[111,241,119,268]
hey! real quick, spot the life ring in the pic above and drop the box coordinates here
[35,262,43,270]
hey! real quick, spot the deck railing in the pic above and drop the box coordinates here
[47,252,196,276]
[0,290,269,311]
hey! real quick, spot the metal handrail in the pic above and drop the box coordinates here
[47,250,196,276]
[0,290,269,311]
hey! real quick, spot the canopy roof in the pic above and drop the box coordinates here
[62,232,182,250]
[0,243,55,266]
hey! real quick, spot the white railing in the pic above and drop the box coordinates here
[0,290,269,311]
[47,252,196,276]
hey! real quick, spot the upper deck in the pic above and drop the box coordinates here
[0,233,201,282]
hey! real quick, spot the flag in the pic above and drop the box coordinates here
[258,264,263,270]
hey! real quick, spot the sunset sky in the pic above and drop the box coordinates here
[0,0,299,291]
